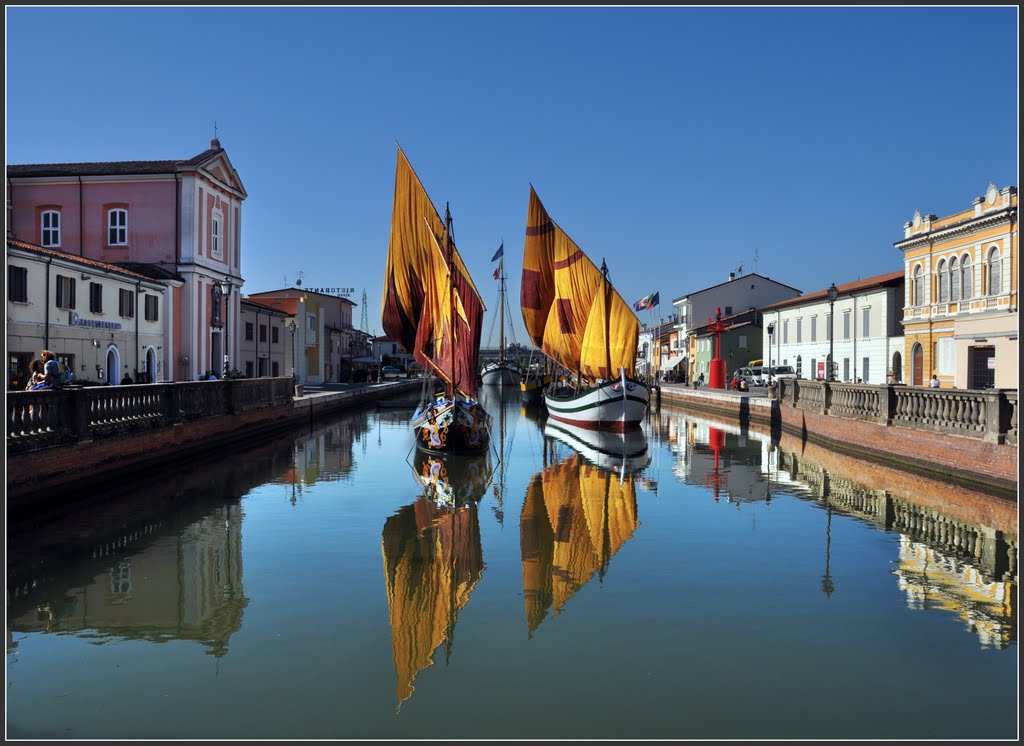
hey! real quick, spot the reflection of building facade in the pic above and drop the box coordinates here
[520,453,639,636]
[8,504,247,658]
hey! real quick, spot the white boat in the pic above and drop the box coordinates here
[520,186,650,429]
[480,254,522,387]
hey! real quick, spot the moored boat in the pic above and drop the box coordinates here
[480,248,522,387]
[519,186,650,430]
[381,146,492,454]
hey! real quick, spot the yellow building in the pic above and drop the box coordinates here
[895,183,1017,388]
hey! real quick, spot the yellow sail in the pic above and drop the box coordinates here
[520,453,640,633]
[521,187,640,380]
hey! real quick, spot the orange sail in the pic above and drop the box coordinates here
[520,187,640,381]
[382,146,485,397]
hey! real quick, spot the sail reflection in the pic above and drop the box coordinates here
[520,425,645,637]
[381,450,491,708]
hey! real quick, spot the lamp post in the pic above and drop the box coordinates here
[287,319,297,382]
[219,277,233,379]
[766,322,775,369]
[826,282,838,381]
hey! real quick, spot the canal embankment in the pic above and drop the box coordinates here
[657,382,1018,500]
[6,377,423,511]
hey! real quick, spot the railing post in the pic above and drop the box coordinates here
[982,389,1004,444]
[71,388,92,442]
[880,384,896,425]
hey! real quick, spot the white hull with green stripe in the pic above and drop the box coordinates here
[544,374,649,431]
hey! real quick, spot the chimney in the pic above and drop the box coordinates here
[729,272,735,281]
[211,138,222,149]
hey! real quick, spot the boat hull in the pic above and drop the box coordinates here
[412,394,492,454]
[519,373,551,406]
[480,362,522,387]
[544,377,649,431]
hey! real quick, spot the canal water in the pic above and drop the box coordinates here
[6,387,1018,740]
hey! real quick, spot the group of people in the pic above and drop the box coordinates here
[25,349,63,390]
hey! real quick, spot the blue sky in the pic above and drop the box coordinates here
[6,6,1018,344]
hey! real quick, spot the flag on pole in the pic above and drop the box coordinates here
[493,258,502,280]
[491,242,504,262]
[633,291,660,312]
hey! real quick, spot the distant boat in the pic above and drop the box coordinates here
[480,258,523,387]
[381,146,492,454]
[520,186,650,430]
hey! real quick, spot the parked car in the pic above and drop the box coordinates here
[737,365,765,387]
[380,366,401,379]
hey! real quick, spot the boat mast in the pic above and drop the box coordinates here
[499,266,506,361]
[601,259,612,380]
[445,202,456,399]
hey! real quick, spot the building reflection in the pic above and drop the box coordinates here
[520,424,646,638]
[380,449,491,709]
[657,406,1017,648]
[270,412,372,502]
[8,503,247,658]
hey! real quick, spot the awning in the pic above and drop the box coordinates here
[661,354,686,370]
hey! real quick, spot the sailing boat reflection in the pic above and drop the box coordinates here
[520,427,645,637]
[381,449,492,709]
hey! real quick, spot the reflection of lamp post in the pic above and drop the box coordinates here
[822,501,834,597]
[219,277,233,379]
[826,283,838,381]
[287,319,297,382]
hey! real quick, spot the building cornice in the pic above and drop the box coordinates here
[894,207,1016,252]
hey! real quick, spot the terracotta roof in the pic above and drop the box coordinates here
[6,147,222,178]
[114,262,185,283]
[760,270,905,311]
[242,297,291,315]
[243,295,300,315]
[7,239,160,283]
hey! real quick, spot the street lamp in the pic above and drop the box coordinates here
[287,319,297,382]
[826,282,839,381]
[766,322,775,369]
[219,277,233,379]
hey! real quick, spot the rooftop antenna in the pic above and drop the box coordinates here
[295,270,305,287]
[753,247,759,274]
[213,121,219,140]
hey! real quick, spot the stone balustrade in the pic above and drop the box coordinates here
[777,379,1017,446]
[7,377,295,454]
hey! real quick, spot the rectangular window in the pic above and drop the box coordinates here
[272,326,279,344]
[843,312,851,340]
[936,336,956,377]
[56,275,76,309]
[41,210,61,247]
[826,313,832,341]
[245,322,255,341]
[272,361,279,377]
[862,357,870,383]
[145,294,158,322]
[90,282,103,313]
[810,317,817,343]
[796,318,802,344]
[108,209,128,245]
[843,358,850,381]
[245,360,254,378]
[724,306,733,315]
[783,320,789,344]
[259,324,267,343]
[8,265,28,302]
[119,288,135,318]
[862,308,870,337]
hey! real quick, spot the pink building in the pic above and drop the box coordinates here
[6,139,247,381]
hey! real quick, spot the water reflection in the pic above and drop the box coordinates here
[381,450,491,709]
[657,405,1018,648]
[520,423,647,638]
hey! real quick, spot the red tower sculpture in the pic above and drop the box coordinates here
[706,306,730,389]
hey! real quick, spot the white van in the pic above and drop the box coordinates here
[738,365,765,386]
[767,365,797,381]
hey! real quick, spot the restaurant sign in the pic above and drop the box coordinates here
[306,286,354,297]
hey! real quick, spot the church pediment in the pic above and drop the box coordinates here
[196,153,247,199]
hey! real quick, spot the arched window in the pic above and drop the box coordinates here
[936,259,948,303]
[961,255,972,300]
[987,247,1001,296]
[949,256,960,302]
[913,265,924,306]
[41,210,61,247]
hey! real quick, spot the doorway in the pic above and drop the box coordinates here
[891,351,903,383]
[967,346,995,389]
[911,343,923,386]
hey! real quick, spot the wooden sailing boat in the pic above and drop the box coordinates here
[382,146,492,453]
[480,258,522,387]
[520,186,650,430]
